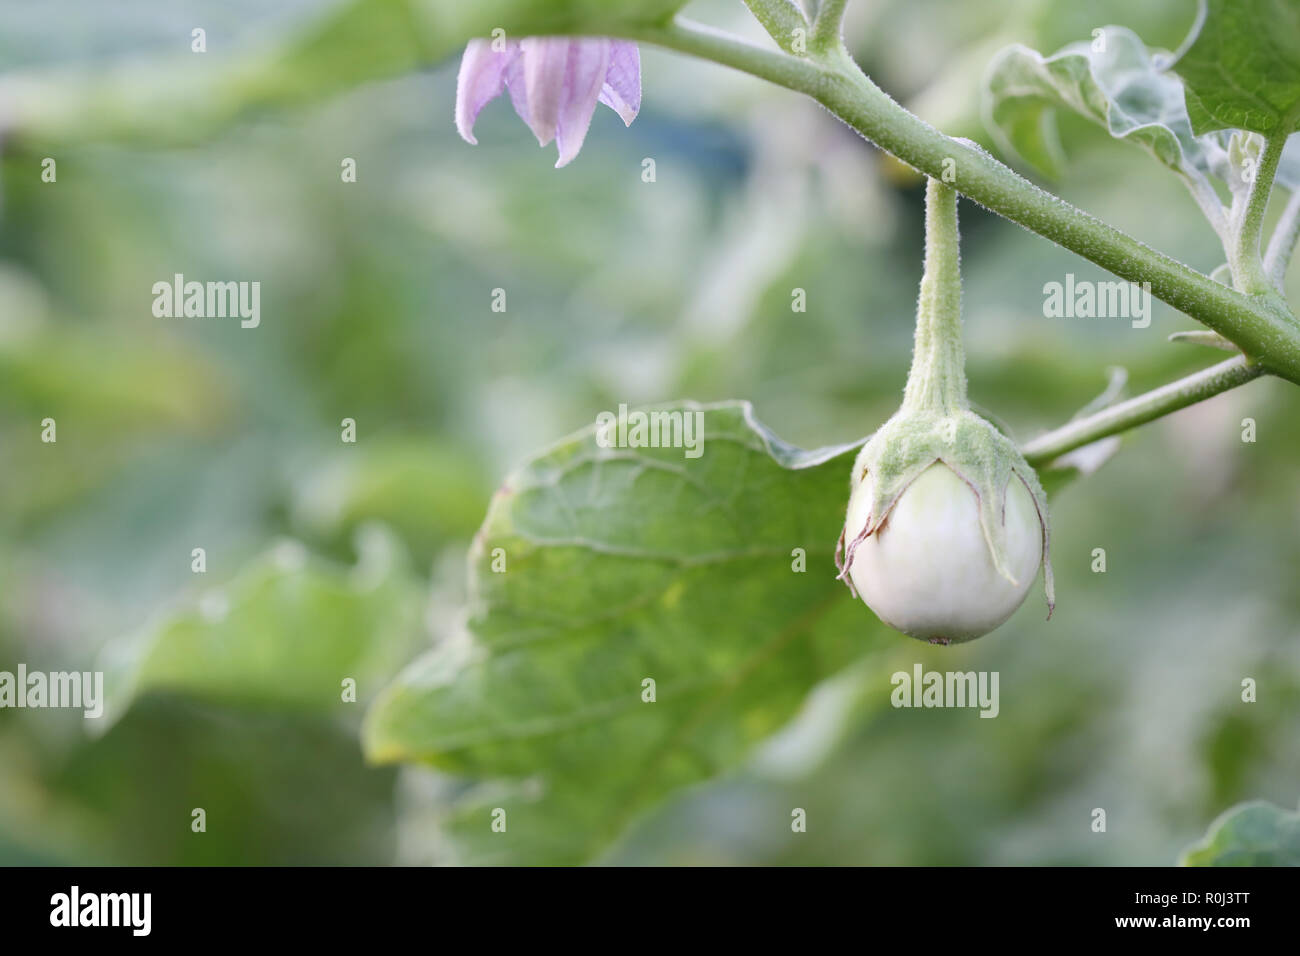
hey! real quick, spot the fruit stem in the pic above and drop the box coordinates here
[902,178,968,416]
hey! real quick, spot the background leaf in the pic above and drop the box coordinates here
[1,0,692,145]
[1,700,402,865]
[290,435,488,568]
[1180,798,1300,865]
[984,26,1225,220]
[1173,0,1300,136]
[1035,437,1121,498]
[363,402,880,864]
[99,528,425,728]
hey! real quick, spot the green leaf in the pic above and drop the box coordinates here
[1180,799,1300,865]
[985,27,1220,184]
[363,402,876,864]
[1173,0,1300,136]
[98,527,425,728]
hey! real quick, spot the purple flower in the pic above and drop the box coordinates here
[455,37,641,168]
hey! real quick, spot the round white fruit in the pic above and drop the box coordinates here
[844,462,1042,643]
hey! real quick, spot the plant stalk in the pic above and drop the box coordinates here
[902,179,968,415]
[1020,356,1265,466]
[1229,133,1286,294]
[629,19,1300,385]
[810,0,850,50]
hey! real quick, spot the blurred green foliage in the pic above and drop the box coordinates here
[1,0,1298,865]
[1180,799,1300,865]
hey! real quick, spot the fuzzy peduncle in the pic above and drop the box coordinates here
[902,178,968,416]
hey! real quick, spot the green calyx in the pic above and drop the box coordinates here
[838,179,1055,614]
[841,408,1055,611]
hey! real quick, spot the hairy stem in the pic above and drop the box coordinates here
[1229,133,1286,294]
[1020,356,1265,466]
[902,179,968,415]
[811,0,850,50]
[628,19,1300,385]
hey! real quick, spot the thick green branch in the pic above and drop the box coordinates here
[628,19,1300,385]
[1020,356,1265,466]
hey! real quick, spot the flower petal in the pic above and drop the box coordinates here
[454,39,517,145]
[598,41,641,127]
[503,52,531,130]
[519,37,571,146]
[554,39,612,168]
